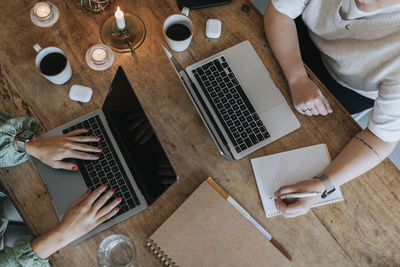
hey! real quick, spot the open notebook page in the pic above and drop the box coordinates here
[251,144,343,217]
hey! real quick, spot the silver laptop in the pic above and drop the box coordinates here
[165,40,300,160]
[35,67,178,244]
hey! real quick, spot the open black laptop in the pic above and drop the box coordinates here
[35,66,178,244]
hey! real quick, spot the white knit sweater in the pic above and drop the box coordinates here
[272,0,400,142]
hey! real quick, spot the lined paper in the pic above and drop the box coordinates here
[251,144,343,217]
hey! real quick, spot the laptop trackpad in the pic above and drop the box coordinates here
[237,66,284,114]
[39,161,87,217]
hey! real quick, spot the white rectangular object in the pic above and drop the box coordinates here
[251,144,344,217]
[206,19,221,38]
[69,85,92,103]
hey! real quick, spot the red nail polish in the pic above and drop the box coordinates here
[117,197,122,202]
[115,207,120,211]
[111,189,116,193]
[95,155,100,159]
[96,137,101,140]
[86,188,91,193]
[72,166,78,171]
[98,148,102,151]
[104,184,109,188]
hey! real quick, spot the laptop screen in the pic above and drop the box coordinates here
[102,66,177,204]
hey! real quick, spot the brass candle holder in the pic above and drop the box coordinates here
[100,13,146,53]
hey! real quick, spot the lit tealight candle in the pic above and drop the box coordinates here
[115,6,126,30]
[92,48,107,63]
[85,44,114,71]
[35,2,51,18]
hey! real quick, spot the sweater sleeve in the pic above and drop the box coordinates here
[368,85,400,142]
[271,0,310,19]
[0,235,50,267]
[0,111,39,168]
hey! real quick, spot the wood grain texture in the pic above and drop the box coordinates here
[0,0,399,266]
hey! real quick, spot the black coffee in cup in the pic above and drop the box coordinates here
[40,52,67,76]
[166,24,191,41]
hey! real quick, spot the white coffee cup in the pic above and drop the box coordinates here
[163,7,193,52]
[33,44,72,85]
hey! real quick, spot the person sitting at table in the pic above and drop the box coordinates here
[0,110,120,266]
[264,0,400,217]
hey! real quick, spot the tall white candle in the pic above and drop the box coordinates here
[115,6,126,30]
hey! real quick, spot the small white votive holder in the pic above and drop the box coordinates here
[30,2,59,27]
[85,44,114,71]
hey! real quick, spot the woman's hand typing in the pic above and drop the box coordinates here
[24,128,101,170]
[31,185,121,259]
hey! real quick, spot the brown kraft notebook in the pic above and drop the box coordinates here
[146,178,291,267]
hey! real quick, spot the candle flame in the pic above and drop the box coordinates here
[117,6,121,12]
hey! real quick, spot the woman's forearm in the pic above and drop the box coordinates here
[324,128,397,187]
[30,226,69,259]
[273,128,397,217]
[30,185,120,260]
[264,2,307,85]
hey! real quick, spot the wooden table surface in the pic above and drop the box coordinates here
[0,0,399,266]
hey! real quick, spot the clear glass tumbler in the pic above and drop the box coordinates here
[97,234,137,267]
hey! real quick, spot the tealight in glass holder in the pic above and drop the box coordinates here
[85,44,114,71]
[30,2,59,27]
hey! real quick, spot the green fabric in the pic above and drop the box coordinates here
[0,111,49,266]
[0,111,39,168]
[0,236,50,267]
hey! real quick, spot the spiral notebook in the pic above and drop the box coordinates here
[146,178,290,267]
[251,144,344,218]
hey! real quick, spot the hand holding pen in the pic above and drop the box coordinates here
[270,191,321,200]
[273,178,325,218]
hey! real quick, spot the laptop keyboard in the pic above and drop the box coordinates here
[191,56,270,153]
[62,115,141,217]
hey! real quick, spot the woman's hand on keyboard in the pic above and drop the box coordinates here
[31,184,121,259]
[58,184,121,242]
[25,128,102,170]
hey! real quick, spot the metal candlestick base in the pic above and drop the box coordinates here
[100,14,146,53]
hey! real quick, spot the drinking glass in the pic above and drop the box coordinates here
[97,234,137,267]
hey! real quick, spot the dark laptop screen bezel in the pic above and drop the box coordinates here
[101,66,177,204]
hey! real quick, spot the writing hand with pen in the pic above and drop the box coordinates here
[273,178,325,218]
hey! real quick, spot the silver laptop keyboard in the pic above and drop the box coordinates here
[191,56,270,153]
[62,115,141,217]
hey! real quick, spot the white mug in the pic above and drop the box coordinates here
[34,44,72,85]
[163,7,193,52]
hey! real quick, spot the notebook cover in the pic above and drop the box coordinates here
[146,179,290,266]
[251,144,344,217]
